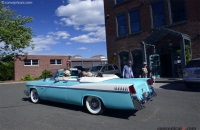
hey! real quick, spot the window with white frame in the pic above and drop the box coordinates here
[169,0,187,23]
[151,0,165,28]
[50,59,62,65]
[129,8,141,33]
[24,59,39,66]
[116,13,127,37]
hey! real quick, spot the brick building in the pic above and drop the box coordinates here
[14,55,69,81]
[104,0,200,78]
[14,55,107,81]
[70,55,107,69]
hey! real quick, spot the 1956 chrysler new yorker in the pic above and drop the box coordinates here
[24,69,157,115]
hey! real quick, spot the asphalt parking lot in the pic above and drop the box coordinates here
[0,82,199,130]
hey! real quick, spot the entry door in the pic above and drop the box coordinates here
[160,54,172,77]
[132,50,143,78]
[119,51,129,74]
[149,54,161,78]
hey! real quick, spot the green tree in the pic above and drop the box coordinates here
[0,3,34,60]
[0,60,14,81]
[176,45,192,64]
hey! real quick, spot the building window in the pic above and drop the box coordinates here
[129,9,141,33]
[116,13,127,37]
[151,0,165,28]
[24,59,39,66]
[50,59,62,65]
[170,0,187,23]
[115,0,125,5]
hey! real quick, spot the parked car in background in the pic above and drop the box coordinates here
[89,64,121,77]
[24,68,157,115]
[183,58,200,88]
[73,66,84,71]
[70,68,80,77]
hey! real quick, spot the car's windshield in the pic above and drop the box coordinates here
[50,69,79,80]
[185,60,200,68]
[51,69,64,80]
[71,70,79,76]
[89,66,102,71]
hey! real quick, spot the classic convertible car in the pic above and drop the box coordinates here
[24,69,157,115]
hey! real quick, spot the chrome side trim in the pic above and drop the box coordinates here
[26,84,129,94]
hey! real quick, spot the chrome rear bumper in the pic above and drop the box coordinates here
[132,86,157,110]
[132,96,144,110]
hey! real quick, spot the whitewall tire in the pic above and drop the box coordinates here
[85,96,105,115]
[30,89,40,104]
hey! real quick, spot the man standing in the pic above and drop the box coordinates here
[122,60,134,78]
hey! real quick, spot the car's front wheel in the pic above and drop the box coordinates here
[30,89,40,103]
[85,96,105,115]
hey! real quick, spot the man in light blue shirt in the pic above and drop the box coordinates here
[122,60,134,78]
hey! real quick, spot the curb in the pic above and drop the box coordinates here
[0,81,26,85]
[154,78,184,84]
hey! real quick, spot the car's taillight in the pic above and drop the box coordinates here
[147,79,153,85]
[129,85,136,94]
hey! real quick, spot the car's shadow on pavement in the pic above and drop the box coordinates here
[102,109,137,119]
[21,97,137,119]
[159,82,200,92]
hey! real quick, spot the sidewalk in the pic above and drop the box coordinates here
[154,78,184,84]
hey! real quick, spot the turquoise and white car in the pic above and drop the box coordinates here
[24,69,157,115]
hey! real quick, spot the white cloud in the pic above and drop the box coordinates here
[48,31,70,39]
[77,47,87,50]
[87,26,105,39]
[55,0,105,44]
[66,42,71,45]
[82,24,102,31]
[23,31,70,54]
[70,25,105,43]
[71,34,103,43]
[23,35,59,54]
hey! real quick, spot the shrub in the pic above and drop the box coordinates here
[0,61,14,81]
[20,69,52,81]
[39,69,52,79]
[20,74,34,81]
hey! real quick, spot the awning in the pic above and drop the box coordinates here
[143,27,189,45]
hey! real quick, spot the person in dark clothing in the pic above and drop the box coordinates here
[139,62,152,78]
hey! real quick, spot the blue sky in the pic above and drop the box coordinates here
[2,0,106,58]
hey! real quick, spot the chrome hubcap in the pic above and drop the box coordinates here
[90,99,99,109]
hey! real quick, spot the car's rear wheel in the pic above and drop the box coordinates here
[30,89,40,103]
[85,96,105,115]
